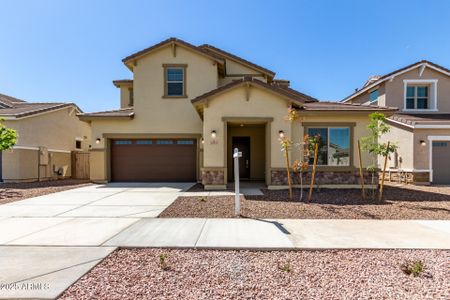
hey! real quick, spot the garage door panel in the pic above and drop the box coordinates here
[111,139,196,182]
[432,141,450,184]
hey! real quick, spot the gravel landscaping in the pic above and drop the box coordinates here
[0,179,92,205]
[60,248,450,300]
[160,185,450,219]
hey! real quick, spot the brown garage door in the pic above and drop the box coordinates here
[111,139,197,182]
[432,141,450,184]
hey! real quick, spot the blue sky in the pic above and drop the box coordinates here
[1,0,449,112]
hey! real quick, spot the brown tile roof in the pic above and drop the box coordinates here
[0,93,26,108]
[0,93,81,118]
[389,113,450,126]
[191,77,317,105]
[198,44,276,78]
[342,60,450,102]
[78,107,134,120]
[122,38,224,66]
[301,101,398,112]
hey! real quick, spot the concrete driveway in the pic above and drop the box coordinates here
[0,182,194,299]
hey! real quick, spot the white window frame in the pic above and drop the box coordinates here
[307,127,351,167]
[403,79,438,112]
[427,135,450,182]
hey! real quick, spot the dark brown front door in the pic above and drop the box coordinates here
[232,137,250,179]
[111,139,196,182]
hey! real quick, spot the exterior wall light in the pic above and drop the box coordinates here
[201,137,204,144]
[95,138,101,144]
[211,130,217,139]
[278,130,285,138]
[420,140,426,146]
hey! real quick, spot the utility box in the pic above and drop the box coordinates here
[39,146,49,165]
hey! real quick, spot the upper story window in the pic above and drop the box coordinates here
[164,64,187,97]
[406,86,428,109]
[369,89,378,104]
[403,79,438,111]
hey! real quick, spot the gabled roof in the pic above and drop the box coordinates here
[78,107,134,121]
[198,44,276,78]
[0,93,81,119]
[342,60,450,103]
[122,38,224,68]
[191,77,317,106]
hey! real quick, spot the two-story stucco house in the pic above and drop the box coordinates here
[79,38,395,189]
[342,60,450,184]
[0,93,91,182]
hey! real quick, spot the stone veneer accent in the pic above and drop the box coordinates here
[383,171,430,184]
[270,169,377,185]
[201,168,225,185]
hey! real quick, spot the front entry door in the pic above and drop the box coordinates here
[232,137,250,179]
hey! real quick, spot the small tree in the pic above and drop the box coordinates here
[0,118,17,151]
[292,134,320,201]
[360,112,396,200]
[280,136,293,200]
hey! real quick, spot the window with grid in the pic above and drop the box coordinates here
[406,85,429,109]
[166,68,184,96]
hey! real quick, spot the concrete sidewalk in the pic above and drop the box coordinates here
[104,218,450,249]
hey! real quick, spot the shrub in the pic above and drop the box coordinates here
[401,260,424,277]
[159,253,170,270]
[278,261,293,273]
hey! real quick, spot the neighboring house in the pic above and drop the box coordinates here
[0,93,91,182]
[342,60,450,184]
[79,37,395,189]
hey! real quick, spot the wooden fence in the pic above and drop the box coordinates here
[71,151,90,179]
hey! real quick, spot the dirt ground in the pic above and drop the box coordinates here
[0,180,92,205]
[160,184,450,219]
[60,248,450,300]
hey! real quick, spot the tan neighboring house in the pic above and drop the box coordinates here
[342,60,450,184]
[79,37,396,189]
[0,93,91,182]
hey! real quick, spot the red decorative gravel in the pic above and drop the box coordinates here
[60,248,450,300]
[0,179,92,205]
[160,185,450,219]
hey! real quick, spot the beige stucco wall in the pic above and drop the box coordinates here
[120,86,132,108]
[380,124,414,170]
[4,107,91,151]
[218,59,267,86]
[89,150,106,182]
[2,149,71,181]
[385,67,450,112]
[202,86,290,171]
[413,128,450,170]
[227,125,265,180]
[2,106,90,181]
